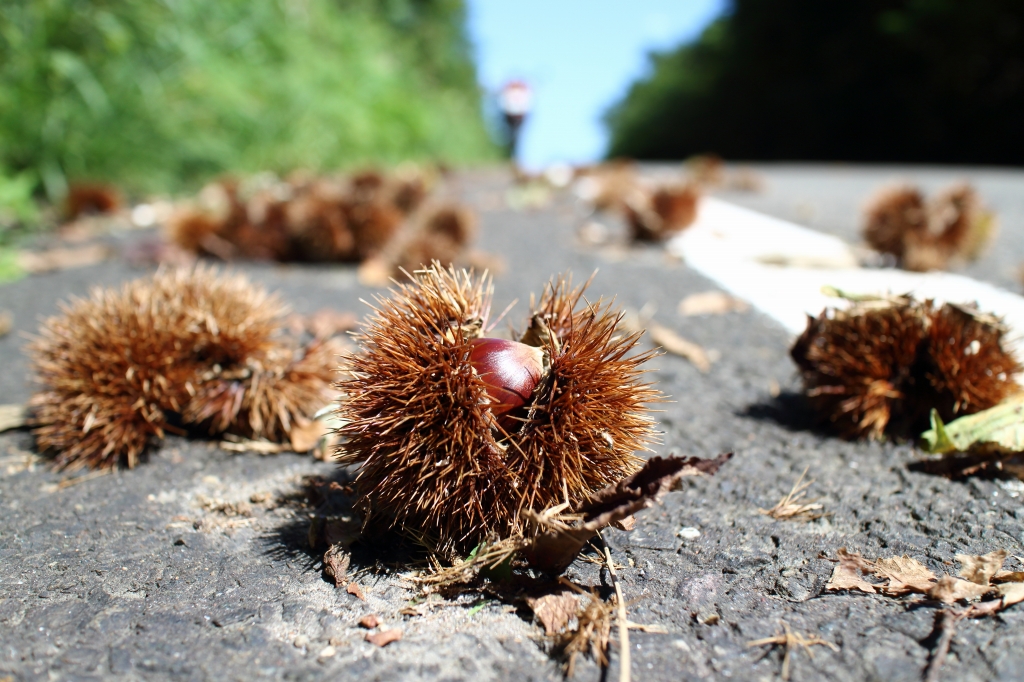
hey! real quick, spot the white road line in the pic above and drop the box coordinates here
[668,198,1024,352]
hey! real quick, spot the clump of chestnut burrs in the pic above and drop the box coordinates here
[166,167,479,276]
[29,266,341,470]
[790,291,1019,440]
[574,161,701,242]
[862,184,996,271]
[335,263,730,561]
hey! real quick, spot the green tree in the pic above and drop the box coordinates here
[0,0,496,199]
[606,0,1024,165]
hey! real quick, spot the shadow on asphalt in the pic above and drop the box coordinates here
[737,390,822,433]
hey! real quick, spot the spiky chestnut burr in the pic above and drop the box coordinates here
[29,266,337,469]
[862,184,995,271]
[335,264,660,556]
[624,183,700,242]
[790,296,1020,439]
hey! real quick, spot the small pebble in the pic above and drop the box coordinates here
[678,527,701,540]
[317,646,336,661]
[293,635,309,648]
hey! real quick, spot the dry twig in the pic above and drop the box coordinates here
[598,531,631,682]
[759,467,825,521]
[747,620,838,680]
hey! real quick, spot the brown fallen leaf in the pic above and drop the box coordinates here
[874,555,937,595]
[0,404,28,432]
[358,614,380,629]
[526,588,580,636]
[523,453,732,574]
[17,244,110,274]
[621,312,715,372]
[678,291,749,317]
[552,582,612,678]
[648,322,713,372]
[323,545,351,587]
[957,549,1008,585]
[997,582,1024,607]
[747,621,839,681]
[346,582,365,600]
[927,575,991,604]
[827,549,879,594]
[827,548,1024,607]
[992,570,1024,584]
[759,467,824,522]
[365,628,402,647]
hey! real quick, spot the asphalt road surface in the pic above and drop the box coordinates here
[2,165,1024,681]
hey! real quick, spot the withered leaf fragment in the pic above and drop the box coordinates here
[552,586,612,677]
[523,453,732,574]
[791,295,1019,440]
[365,628,402,647]
[526,588,579,636]
[322,545,351,587]
[827,548,1024,607]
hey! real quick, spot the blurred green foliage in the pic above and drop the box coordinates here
[0,0,496,200]
[606,0,1024,164]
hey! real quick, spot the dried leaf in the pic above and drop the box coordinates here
[346,582,365,600]
[526,589,580,636]
[523,453,732,573]
[322,545,350,587]
[553,587,612,677]
[0,404,27,432]
[828,548,1017,606]
[957,550,1009,585]
[875,555,937,595]
[358,614,380,629]
[997,582,1024,607]
[827,550,878,594]
[921,395,1024,455]
[365,628,402,647]
[648,322,713,372]
[927,576,992,604]
[992,570,1024,583]
[678,291,749,317]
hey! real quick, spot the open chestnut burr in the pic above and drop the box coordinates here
[335,263,662,556]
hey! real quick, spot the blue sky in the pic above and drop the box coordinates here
[465,0,726,170]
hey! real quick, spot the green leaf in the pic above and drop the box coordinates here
[920,394,1024,454]
[479,555,513,582]
[466,599,488,617]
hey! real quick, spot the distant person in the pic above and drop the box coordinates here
[499,80,532,162]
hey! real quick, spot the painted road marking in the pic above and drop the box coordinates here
[668,198,1024,352]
